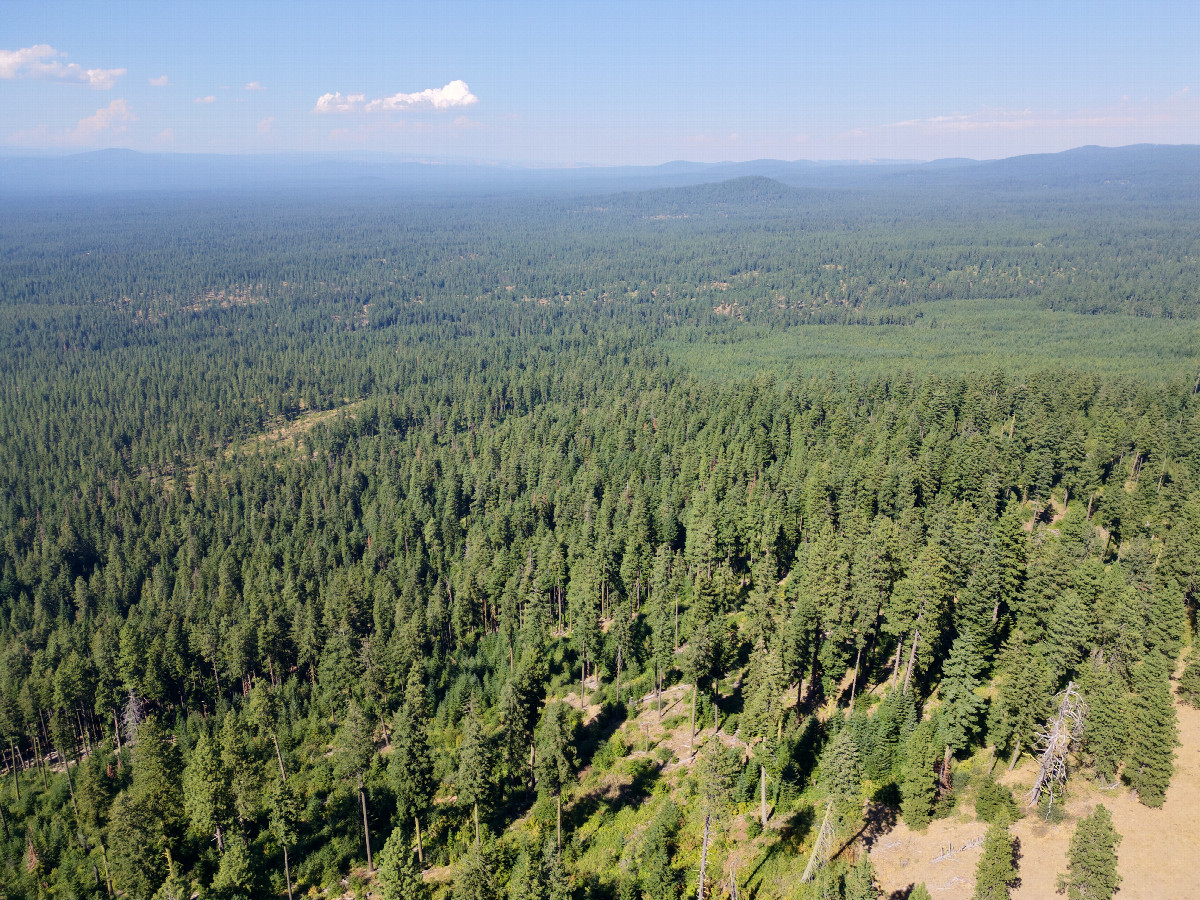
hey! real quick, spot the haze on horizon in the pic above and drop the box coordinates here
[3,0,1198,167]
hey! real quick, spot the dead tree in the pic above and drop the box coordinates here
[800,800,837,884]
[1025,681,1086,812]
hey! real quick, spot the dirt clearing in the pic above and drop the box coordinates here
[871,691,1200,899]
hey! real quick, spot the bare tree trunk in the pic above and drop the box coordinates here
[760,764,769,827]
[474,801,480,846]
[272,733,288,782]
[283,844,294,900]
[656,664,663,721]
[902,628,920,694]
[415,815,424,865]
[8,739,18,801]
[892,639,904,688]
[690,685,698,750]
[697,813,711,900]
[1008,740,1021,772]
[849,645,862,706]
[556,794,563,851]
[616,646,622,705]
[359,776,373,872]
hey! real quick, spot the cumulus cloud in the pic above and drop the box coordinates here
[244,81,265,91]
[313,92,366,113]
[257,116,275,135]
[313,80,478,114]
[194,95,216,104]
[149,75,169,87]
[0,44,125,88]
[4,98,135,147]
[75,98,136,139]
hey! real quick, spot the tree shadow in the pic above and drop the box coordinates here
[743,804,816,899]
[575,700,627,770]
[565,757,663,834]
[887,887,917,900]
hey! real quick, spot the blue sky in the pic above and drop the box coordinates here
[3,0,1197,164]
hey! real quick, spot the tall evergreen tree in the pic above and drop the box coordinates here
[1124,655,1178,807]
[1058,804,1121,900]
[457,697,494,846]
[972,820,1017,900]
[534,702,577,850]
[376,826,429,900]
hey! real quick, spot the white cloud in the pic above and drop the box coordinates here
[194,95,216,104]
[257,116,275,135]
[149,75,169,87]
[244,81,265,91]
[75,98,135,140]
[314,91,366,113]
[155,128,174,145]
[313,80,478,114]
[0,44,125,88]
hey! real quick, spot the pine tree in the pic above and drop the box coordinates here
[1124,655,1178,807]
[939,633,985,759]
[391,666,435,863]
[452,839,498,900]
[182,733,232,852]
[1079,661,1127,784]
[909,886,933,900]
[1058,804,1121,900]
[457,697,494,845]
[534,701,577,850]
[900,719,940,829]
[972,820,1017,900]
[211,831,256,899]
[696,744,739,900]
[844,853,881,900]
[1179,650,1200,707]
[819,726,862,820]
[376,826,429,900]
[335,700,377,872]
[266,779,299,900]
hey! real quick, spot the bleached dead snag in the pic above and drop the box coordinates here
[1025,681,1086,811]
[800,800,837,884]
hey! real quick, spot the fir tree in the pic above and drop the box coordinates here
[534,702,577,850]
[391,666,435,862]
[1058,804,1121,900]
[972,820,1017,900]
[1179,650,1200,708]
[376,826,429,900]
[452,839,498,900]
[457,697,494,845]
[1124,655,1178,807]
[819,726,862,820]
[843,854,881,900]
[901,719,940,829]
[182,732,232,852]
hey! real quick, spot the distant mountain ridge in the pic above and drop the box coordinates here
[1,143,1196,197]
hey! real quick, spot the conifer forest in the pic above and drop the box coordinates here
[1,146,1199,900]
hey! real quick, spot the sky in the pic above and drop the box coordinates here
[2,0,1198,166]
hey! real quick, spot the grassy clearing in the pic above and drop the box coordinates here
[660,299,1200,381]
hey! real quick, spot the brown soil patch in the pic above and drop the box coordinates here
[870,692,1200,899]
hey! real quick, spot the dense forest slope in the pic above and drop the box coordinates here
[1,147,1199,899]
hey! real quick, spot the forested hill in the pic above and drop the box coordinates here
[1,148,1199,899]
